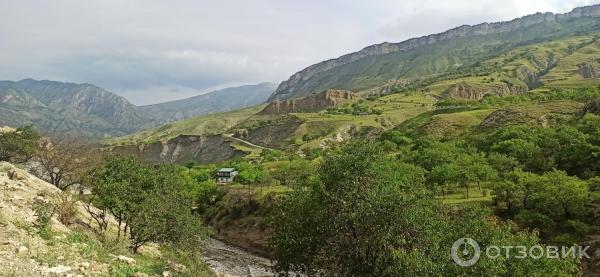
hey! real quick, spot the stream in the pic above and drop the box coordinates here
[202,239,274,277]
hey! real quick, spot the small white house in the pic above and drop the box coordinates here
[217,168,238,183]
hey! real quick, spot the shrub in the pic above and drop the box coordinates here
[515,209,554,230]
[33,201,54,229]
[53,193,78,225]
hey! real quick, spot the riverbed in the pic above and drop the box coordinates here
[202,239,274,277]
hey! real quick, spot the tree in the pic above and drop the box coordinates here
[234,162,269,185]
[36,138,101,190]
[0,126,40,163]
[271,141,579,276]
[90,156,210,252]
[429,163,459,199]
[531,170,588,220]
[487,153,518,178]
[271,159,316,188]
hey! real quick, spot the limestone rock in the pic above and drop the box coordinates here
[118,255,136,265]
[260,89,360,114]
[45,265,72,274]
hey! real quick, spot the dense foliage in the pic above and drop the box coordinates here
[271,141,580,276]
[90,156,210,252]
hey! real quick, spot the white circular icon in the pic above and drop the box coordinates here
[451,237,481,267]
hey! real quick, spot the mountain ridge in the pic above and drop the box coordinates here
[0,79,276,137]
[140,82,276,123]
[269,4,600,101]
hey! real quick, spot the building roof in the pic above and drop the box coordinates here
[218,168,236,172]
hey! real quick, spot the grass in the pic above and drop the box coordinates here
[422,108,495,138]
[440,185,493,205]
[227,138,263,160]
[63,230,215,276]
[228,183,292,199]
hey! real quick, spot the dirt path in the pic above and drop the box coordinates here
[224,135,276,151]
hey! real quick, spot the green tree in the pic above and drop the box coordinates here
[90,156,210,252]
[429,163,459,199]
[271,141,579,276]
[0,126,40,163]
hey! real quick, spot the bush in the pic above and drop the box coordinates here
[515,209,554,230]
[53,193,78,225]
[33,201,54,232]
[565,219,590,238]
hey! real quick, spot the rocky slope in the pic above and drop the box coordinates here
[140,83,276,123]
[0,162,217,276]
[269,4,600,101]
[110,134,246,164]
[259,89,359,114]
[0,162,112,276]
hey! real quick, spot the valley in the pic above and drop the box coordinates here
[1,3,600,277]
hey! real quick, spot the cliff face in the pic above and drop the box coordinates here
[111,135,245,164]
[579,60,599,79]
[259,89,359,114]
[268,5,600,101]
[447,82,527,100]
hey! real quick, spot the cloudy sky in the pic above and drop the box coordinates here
[0,0,597,105]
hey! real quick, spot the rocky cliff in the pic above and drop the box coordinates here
[260,89,359,114]
[446,82,527,100]
[269,5,600,101]
[579,60,599,79]
[111,135,245,164]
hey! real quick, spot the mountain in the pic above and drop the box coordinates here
[0,80,276,138]
[140,83,277,123]
[0,79,153,137]
[269,5,600,101]
[114,4,600,162]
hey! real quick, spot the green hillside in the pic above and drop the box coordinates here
[107,104,267,145]
[270,7,600,100]
[115,32,600,156]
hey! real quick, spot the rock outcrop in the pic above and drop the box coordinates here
[260,89,359,114]
[479,109,528,128]
[447,82,526,100]
[269,5,600,101]
[111,135,245,164]
[579,61,599,79]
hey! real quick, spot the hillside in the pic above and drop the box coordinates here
[0,162,214,276]
[118,33,600,157]
[108,104,267,145]
[109,4,600,164]
[140,83,276,123]
[0,79,154,138]
[269,5,600,101]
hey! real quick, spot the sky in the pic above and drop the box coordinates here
[0,0,598,105]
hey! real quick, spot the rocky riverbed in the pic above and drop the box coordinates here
[202,239,274,277]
